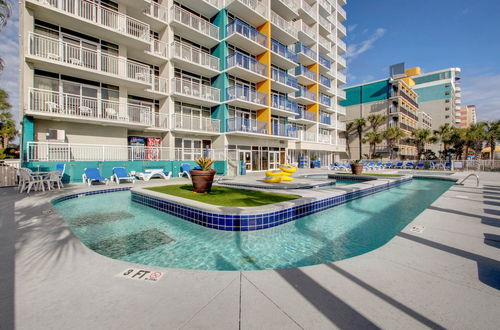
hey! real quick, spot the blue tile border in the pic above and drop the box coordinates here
[51,187,132,204]
[131,178,413,231]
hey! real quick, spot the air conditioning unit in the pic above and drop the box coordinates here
[47,129,65,142]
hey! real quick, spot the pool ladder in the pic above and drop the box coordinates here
[457,173,479,187]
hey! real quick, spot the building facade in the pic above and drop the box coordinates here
[456,105,477,128]
[19,0,348,180]
[341,77,431,159]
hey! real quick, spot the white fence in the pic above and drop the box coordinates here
[0,161,20,187]
[172,114,220,133]
[341,159,500,172]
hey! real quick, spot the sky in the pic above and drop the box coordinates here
[0,1,499,123]
[344,0,500,121]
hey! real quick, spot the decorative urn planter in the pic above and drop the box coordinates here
[190,169,216,193]
[350,163,364,175]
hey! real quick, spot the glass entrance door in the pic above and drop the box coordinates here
[239,150,252,171]
[269,151,280,170]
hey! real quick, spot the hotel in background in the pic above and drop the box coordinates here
[19,0,348,180]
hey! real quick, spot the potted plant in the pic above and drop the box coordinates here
[350,159,364,175]
[190,157,216,193]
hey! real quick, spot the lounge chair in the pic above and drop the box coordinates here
[429,161,438,170]
[112,167,135,184]
[82,168,109,186]
[178,163,191,179]
[384,162,393,169]
[135,169,171,181]
[394,162,404,169]
[376,162,384,170]
[405,162,415,169]
[443,162,452,170]
[416,162,425,170]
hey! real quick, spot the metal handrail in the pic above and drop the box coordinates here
[457,173,479,187]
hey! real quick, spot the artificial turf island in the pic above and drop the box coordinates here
[146,185,300,207]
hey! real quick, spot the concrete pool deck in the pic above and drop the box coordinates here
[1,170,499,329]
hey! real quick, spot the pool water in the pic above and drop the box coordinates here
[54,179,453,270]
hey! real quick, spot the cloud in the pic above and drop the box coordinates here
[461,74,500,121]
[0,1,19,125]
[347,24,358,32]
[346,28,387,59]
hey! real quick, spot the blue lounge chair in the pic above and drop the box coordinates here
[178,163,191,179]
[384,162,393,168]
[416,162,425,170]
[430,161,438,169]
[394,162,404,169]
[443,162,452,170]
[405,162,415,169]
[82,168,109,186]
[376,162,384,170]
[112,167,135,184]
[55,163,66,176]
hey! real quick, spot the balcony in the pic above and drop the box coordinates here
[336,121,347,131]
[149,112,169,131]
[318,0,332,16]
[172,114,220,134]
[150,76,168,95]
[318,134,333,145]
[226,0,267,27]
[226,85,267,110]
[295,65,316,85]
[337,105,346,115]
[271,68,299,93]
[337,22,347,38]
[26,0,150,47]
[318,15,331,36]
[296,42,317,66]
[294,86,317,105]
[319,55,332,70]
[171,78,220,106]
[226,19,268,55]
[226,117,269,136]
[337,72,347,85]
[337,55,347,69]
[319,114,332,126]
[144,39,168,64]
[298,0,317,24]
[271,123,298,139]
[28,33,155,89]
[174,0,221,18]
[297,20,316,46]
[271,39,298,70]
[318,35,332,55]
[337,5,347,22]
[319,74,331,88]
[337,37,347,54]
[143,1,168,30]
[271,95,299,117]
[170,4,219,48]
[337,89,347,100]
[170,41,220,77]
[455,99,462,105]
[294,108,317,123]
[225,52,267,83]
[270,11,299,45]
[319,94,331,107]
[27,88,157,128]
[271,0,299,20]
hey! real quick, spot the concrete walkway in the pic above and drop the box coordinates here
[1,171,499,329]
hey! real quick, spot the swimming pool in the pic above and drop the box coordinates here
[54,179,453,271]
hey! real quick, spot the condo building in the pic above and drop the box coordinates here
[456,105,477,128]
[341,76,432,159]
[19,0,348,179]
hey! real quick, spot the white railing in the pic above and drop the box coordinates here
[32,0,150,41]
[276,0,299,13]
[29,33,152,84]
[151,76,168,94]
[172,114,220,133]
[337,121,346,131]
[319,0,332,12]
[171,41,219,71]
[144,1,168,23]
[318,134,331,144]
[337,72,347,82]
[171,77,220,102]
[318,35,332,52]
[337,105,346,115]
[26,141,228,162]
[300,131,317,142]
[271,11,298,39]
[337,22,347,35]
[148,39,168,58]
[299,20,317,40]
[171,4,219,40]
[28,88,154,125]
[337,89,346,99]
[152,112,169,129]
[337,5,347,19]
[300,0,317,19]
[337,55,346,67]
[337,38,346,50]
[318,15,331,31]
[228,0,267,17]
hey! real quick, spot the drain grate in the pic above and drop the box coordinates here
[409,225,425,233]
[70,211,135,227]
[90,229,175,259]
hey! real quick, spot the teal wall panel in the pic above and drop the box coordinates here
[412,71,452,85]
[413,83,451,102]
[340,79,390,106]
[21,116,34,161]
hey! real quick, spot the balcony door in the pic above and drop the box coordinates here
[62,34,99,70]
[62,81,99,118]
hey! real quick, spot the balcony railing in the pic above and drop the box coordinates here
[318,35,332,52]
[32,0,150,41]
[337,72,347,82]
[171,78,220,102]
[337,121,347,131]
[299,20,317,40]
[272,68,298,89]
[337,89,346,99]
[171,41,219,71]
[226,18,267,48]
[319,55,331,69]
[337,38,346,50]
[151,76,168,94]
[28,88,153,125]
[272,123,298,138]
[300,0,316,20]
[227,85,267,106]
[299,131,317,142]
[296,43,317,61]
[227,0,267,17]
[320,114,331,125]
[172,114,220,133]
[270,10,298,39]
[296,108,316,121]
[296,86,317,101]
[149,39,168,58]
[337,22,347,36]
[144,1,168,23]
[337,105,346,115]
[271,94,298,113]
[152,112,169,129]
[318,0,332,13]
[318,134,332,144]
[171,4,219,40]
[226,117,268,135]
[29,33,152,84]
[320,94,331,106]
[320,74,331,87]
[226,52,267,76]
[318,15,331,31]
[338,5,347,19]
[337,55,347,67]
[271,39,298,63]
[295,65,316,81]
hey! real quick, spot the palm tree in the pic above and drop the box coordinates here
[362,131,383,159]
[367,114,387,132]
[449,128,466,159]
[484,120,500,160]
[383,127,406,159]
[0,89,12,121]
[0,0,11,71]
[0,118,16,149]
[353,118,366,159]
[434,123,454,157]
[407,129,438,160]
[345,121,355,159]
[465,123,487,160]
